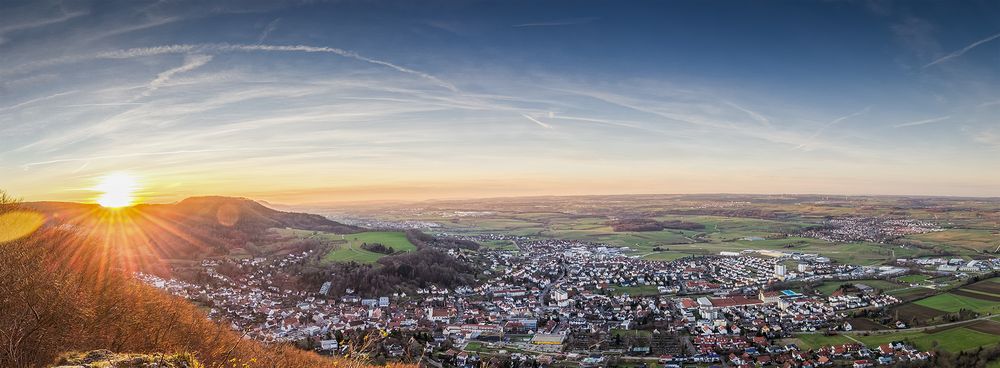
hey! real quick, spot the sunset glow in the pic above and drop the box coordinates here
[95,173,139,208]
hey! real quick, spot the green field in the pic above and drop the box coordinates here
[813,279,905,295]
[322,231,416,263]
[478,239,519,251]
[275,229,417,264]
[897,274,931,284]
[907,229,1000,252]
[464,342,483,351]
[856,326,1000,352]
[915,293,1000,314]
[795,322,1000,353]
[610,329,653,339]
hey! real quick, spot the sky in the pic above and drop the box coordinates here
[2,0,1000,205]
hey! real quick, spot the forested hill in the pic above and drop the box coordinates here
[20,196,363,262]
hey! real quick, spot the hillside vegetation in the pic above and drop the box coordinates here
[0,193,404,368]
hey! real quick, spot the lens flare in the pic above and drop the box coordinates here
[0,211,45,243]
[95,173,139,208]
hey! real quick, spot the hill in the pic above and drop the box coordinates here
[1,199,403,368]
[20,197,363,266]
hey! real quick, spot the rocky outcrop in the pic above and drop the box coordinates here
[52,350,201,368]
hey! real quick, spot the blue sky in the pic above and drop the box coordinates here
[2,0,1000,203]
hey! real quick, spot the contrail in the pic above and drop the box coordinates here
[893,115,950,128]
[0,91,77,113]
[795,107,869,150]
[91,43,460,92]
[924,31,1000,68]
[521,114,553,129]
[22,148,280,169]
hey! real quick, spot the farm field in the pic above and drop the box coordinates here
[914,292,1000,314]
[906,229,1000,252]
[886,287,940,302]
[813,279,905,295]
[795,320,1000,353]
[857,322,1000,352]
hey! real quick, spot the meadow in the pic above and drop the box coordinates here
[907,229,1000,252]
[793,320,1000,353]
[914,292,1000,314]
[276,228,417,264]
[812,279,905,295]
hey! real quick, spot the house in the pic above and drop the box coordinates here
[319,339,338,351]
[427,308,453,322]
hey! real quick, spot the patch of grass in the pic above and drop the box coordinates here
[338,232,416,251]
[313,231,417,264]
[814,279,904,295]
[897,274,931,284]
[464,342,482,351]
[914,293,1000,314]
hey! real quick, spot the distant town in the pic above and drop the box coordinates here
[139,207,1000,368]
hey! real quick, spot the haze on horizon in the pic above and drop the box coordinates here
[2,0,1000,205]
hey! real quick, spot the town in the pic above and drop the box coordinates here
[138,225,998,367]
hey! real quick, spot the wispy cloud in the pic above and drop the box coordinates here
[22,147,304,169]
[521,114,553,129]
[724,101,771,127]
[973,130,1000,148]
[0,9,88,42]
[893,115,950,128]
[141,54,213,97]
[88,43,460,92]
[923,31,1000,68]
[513,17,598,28]
[256,18,281,44]
[794,107,869,150]
[0,91,77,113]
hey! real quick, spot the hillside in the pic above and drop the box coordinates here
[20,197,363,264]
[0,212,399,368]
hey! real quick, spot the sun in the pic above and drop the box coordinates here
[95,173,139,208]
